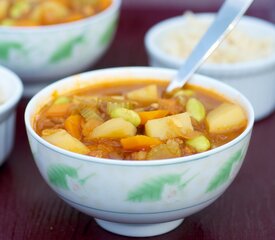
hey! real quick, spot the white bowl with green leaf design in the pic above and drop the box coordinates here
[24,67,254,237]
[0,0,121,96]
[0,66,23,165]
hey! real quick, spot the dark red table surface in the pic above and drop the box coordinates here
[1,3,275,240]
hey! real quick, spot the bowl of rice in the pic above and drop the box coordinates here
[0,66,23,166]
[145,13,275,121]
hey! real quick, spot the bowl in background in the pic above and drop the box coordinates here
[0,0,121,97]
[0,66,23,166]
[145,14,275,121]
[25,67,254,237]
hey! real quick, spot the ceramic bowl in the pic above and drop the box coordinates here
[145,14,275,121]
[25,67,254,237]
[0,0,121,96]
[0,66,23,165]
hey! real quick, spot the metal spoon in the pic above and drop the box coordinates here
[166,0,254,93]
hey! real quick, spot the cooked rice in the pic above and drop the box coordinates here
[158,12,274,64]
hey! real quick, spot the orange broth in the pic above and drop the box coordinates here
[34,79,247,160]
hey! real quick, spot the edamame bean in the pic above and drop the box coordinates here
[110,107,141,127]
[186,135,210,152]
[186,98,206,122]
[173,89,194,97]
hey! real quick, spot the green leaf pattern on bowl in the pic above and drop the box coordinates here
[206,149,244,193]
[0,42,23,60]
[127,170,195,202]
[49,35,85,64]
[47,163,93,190]
[46,149,245,200]
[125,149,245,202]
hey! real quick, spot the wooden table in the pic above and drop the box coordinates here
[1,4,275,240]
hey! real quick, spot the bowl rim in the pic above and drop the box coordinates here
[0,66,23,115]
[144,13,275,73]
[0,0,121,33]
[24,67,254,166]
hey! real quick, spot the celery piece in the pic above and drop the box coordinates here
[79,107,103,122]
[10,1,31,19]
[54,96,71,105]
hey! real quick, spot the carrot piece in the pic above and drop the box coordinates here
[64,114,83,140]
[121,135,162,151]
[45,103,71,118]
[138,110,169,125]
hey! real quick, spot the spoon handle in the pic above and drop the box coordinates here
[166,0,254,92]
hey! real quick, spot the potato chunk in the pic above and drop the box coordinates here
[126,85,158,103]
[91,118,137,139]
[145,112,193,140]
[42,129,90,154]
[206,103,247,133]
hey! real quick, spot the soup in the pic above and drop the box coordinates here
[0,0,112,26]
[34,79,247,160]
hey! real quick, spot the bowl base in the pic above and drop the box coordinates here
[95,218,184,237]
